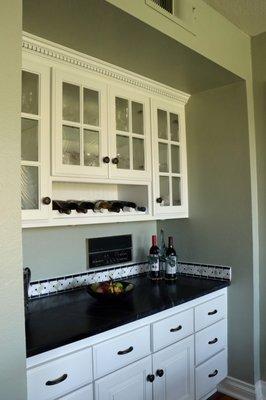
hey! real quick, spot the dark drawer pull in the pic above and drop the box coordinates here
[208,309,218,316]
[46,374,68,386]
[208,369,218,378]
[208,338,218,345]
[170,325,182,333]
[117,346,133,355]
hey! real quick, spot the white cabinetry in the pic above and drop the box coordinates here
[153,336,194,400]
[151,98,188,218]
[21,57,51,222]
[26,289,228,400]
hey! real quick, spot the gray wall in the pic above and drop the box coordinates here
[251,32,266,382]
[23,221,156,281]
[158,82,254,383]
[0,1,27,399]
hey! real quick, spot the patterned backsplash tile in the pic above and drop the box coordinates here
[28,261,231,299]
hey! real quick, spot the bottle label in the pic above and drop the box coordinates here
[149,255,160,272]
[166,255,177,275]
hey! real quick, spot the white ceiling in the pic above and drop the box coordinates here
[202,0,266,36]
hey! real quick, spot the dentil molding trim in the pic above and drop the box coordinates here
[22,31,190,105]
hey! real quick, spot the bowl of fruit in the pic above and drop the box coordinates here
[86,279,134,301]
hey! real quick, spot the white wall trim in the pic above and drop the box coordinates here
[255,380,266,400]
[218,376,256,400]
[22,31,190,105]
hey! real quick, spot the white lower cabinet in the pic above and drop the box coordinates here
[26,289,228,400]
[59,385,93,400]
[94,356,153,400]
[153,336,194,400]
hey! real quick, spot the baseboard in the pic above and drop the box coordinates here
[255,380,266,400]
[218,376,256,400]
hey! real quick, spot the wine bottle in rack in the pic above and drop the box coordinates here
[93,200,112,213]
[76,201,94,213]
[52,200,72,215]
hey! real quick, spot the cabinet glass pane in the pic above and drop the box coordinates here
[22,71,39,115]
[132,101,144,135]
[133,138,144,170]
[159,176,170,206]
[116,97,129,132]
[63,82,80,122]
[157,109,168,139]
[21,118,38,162]
[170,113,179,141]
[116,135,130,169]
[21,165,39,210]
[171,145,180,173]
[83,88,99,126]
[62,125,80,165]
[159,142,168,172]
[84,129,99,167]
[172,177,181,205]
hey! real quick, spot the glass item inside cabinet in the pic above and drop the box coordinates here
[83,88,99,126]
[116,135,130,169]
[159,176,170,206]
[63,82,80,122]
[116,97,129,132]
[21,118,38,162]
[21,165,39,210]
[22,71,39,115]
[132,101,144,134]
[133,138,144,170]
[62,125,80,165]
[84,129,99,167]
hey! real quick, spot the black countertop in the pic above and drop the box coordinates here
[26,275,229,357]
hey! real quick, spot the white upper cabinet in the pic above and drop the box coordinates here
[109,86,151,180]
[21,57,51,222]
[52,68,109,179]
[151,98,188,218]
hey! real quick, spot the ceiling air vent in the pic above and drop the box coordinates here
[151,0,173,14]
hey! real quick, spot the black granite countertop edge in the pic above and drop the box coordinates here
[26,276,230,358]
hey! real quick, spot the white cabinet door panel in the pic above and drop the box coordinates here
[95,356,153,400]
[153,335,194,400]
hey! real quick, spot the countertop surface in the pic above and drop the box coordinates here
[26,274,230,357]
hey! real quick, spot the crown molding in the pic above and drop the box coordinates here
[22,31,190,105]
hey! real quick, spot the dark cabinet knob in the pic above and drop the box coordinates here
[156,369,164,377]
[103,156,110,164]
[156,197,163,204]
[112,157,119,165]
[42,197,51,205]
[147,374,155,383]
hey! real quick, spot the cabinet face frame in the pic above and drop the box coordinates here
[21,56,51,222]
[151,97,188,218]
[109,85,151,181]
[52,67,109,179]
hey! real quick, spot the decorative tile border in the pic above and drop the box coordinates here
[28,261,231,299]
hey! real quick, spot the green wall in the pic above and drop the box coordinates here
[251,32,266,382]
[23,222,156,281]
[158,82,254,383]
[0,1,27,399]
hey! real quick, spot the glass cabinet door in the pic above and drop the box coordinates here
[152,99,188,216]
[21,59,50,223]
[109,87,151,180]
[53,69,108,178]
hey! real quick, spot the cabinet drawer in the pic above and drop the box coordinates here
[195,350,227,400]
[58,384,93,400]
[93,325,150,379]
[195,295,226,331]
[152,309,193,351]
[195,319,227,365]
[27,348,92,400]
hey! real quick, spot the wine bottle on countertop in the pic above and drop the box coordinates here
[52,200,72,215]
[148,235,161,280]
[165,236,178,280]
[159,229,167,278]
